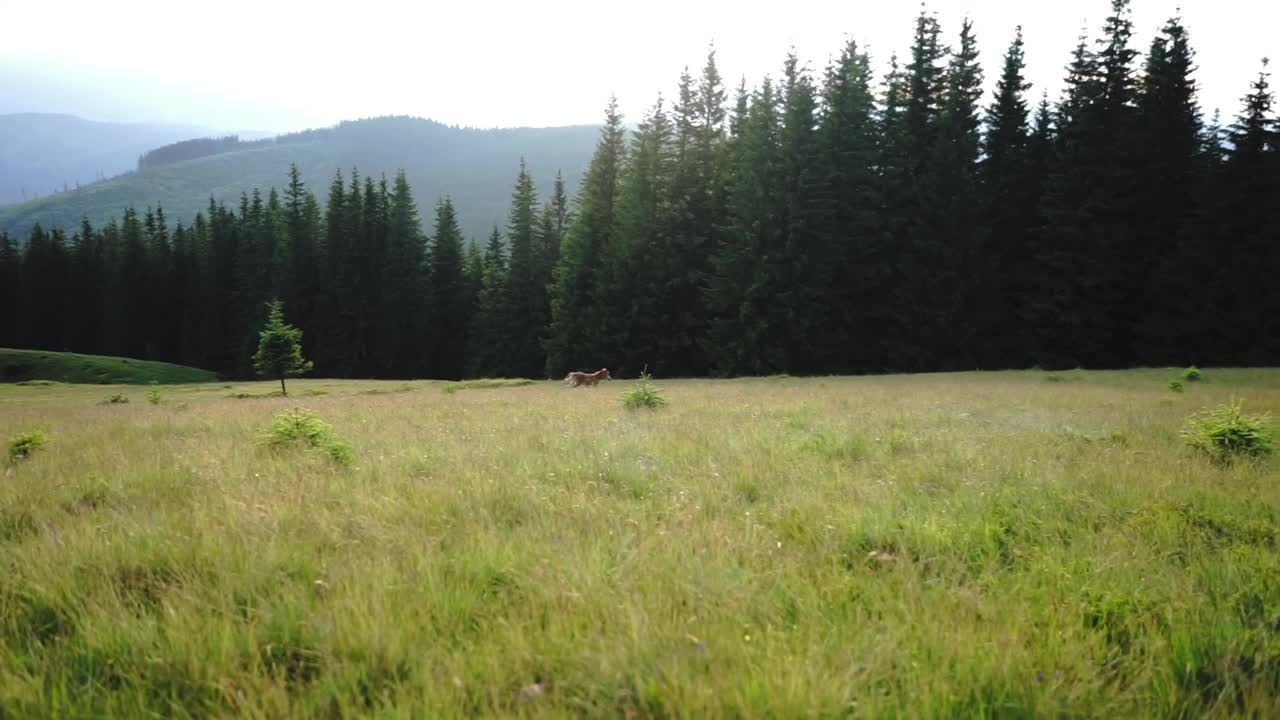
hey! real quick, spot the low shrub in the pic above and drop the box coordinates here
[1181,400,1273,464]
[261,408,353,466]
[1181,366,1204,382]
[622,369,667,410]
[100,394,129,405]
[8,431,48,462]
[1168,379,1184,393]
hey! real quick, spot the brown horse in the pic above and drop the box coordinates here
[564,368,611,388]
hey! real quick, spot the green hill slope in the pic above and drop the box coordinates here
[0,348,217,384]
[0,116,598,242]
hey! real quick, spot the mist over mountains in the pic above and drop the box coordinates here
[0,115,598,243]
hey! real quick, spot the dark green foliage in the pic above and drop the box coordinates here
[100,394,129,405]
[252,300,312,396]
[428,198,470,380]
[546,98,627,376]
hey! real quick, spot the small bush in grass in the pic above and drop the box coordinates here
[100,393,129,405]
[147,381,163,405]
[8,431,48,462]
[1181,400,1273,464]
[261,408,353,466]
[622,369,666,410]
[1181,366,1204,382]
[1168,379,1184,393]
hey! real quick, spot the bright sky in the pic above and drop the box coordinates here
[2,0,1274,132]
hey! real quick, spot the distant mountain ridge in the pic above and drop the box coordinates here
[0,113,222,205]
[0,115,600,242]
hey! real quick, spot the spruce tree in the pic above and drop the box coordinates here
[378,170,430,377]
[252,299,312,396]
[706,77,783,374]
[546,97,627,375]
[595,97,674,374]
[974,27,1036,367]
[504,159,545,377]
[468,226,511,377]
[0,232,20,349]
[820,39,885,373]
[429,196,469,379]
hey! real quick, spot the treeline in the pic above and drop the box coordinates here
[137,136,252,170]
[3,0,1278,379]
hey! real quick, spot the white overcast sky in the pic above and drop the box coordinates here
[2,0,1275,133]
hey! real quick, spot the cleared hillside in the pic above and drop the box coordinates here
[0,116,598,242]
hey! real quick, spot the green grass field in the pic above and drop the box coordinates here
[1,369,1278,717]
[0,348,218,385]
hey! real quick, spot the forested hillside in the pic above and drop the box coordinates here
[3,0,1276,379]
[0,117,598,242]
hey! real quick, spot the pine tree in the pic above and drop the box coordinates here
[377,170,430,377]
[468,226,511,377]
[504,158,545,377]
[775,51,837,372]
[546,97,627,375]
[1134,16,1207,362]
[706,77,783,374]
[1214,59,1278,363]
[820,39,885,373]
[252,299,312,396]
[974,27,1036,367]
[0,232,20,349]
[595,97,675,374]
[19,225,70,351]
[67,218,104,354]
[429,196,469,379]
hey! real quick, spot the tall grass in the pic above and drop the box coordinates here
[0,369,1277,716]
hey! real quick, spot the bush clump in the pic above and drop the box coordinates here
[1181,400,1273,464]
[261,408,353,466]
[100,394,129,405]
[1168,379,1184,393]
[622,369,667,410]
[1181,366,1204,382]
[9,431,48,462]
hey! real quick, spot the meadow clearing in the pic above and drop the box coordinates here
[1,369,1278,718]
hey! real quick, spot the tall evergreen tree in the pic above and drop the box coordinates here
[504,159,546,377]
[974,27,1036,367]
[20,225,70,351]
[820,39,886,373]
[0,232,21,349]
[706,76,784,374]
[378,170,430,377]
[595,97,675,374]
[429,196,470,379]
[546,98,627,375]
[468,226,511,377]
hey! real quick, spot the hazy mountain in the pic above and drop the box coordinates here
[0,116,598,242]
[0,113,223,205]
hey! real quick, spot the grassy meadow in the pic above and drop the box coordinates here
[1,369,1278,717]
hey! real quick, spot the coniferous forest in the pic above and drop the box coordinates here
[3,1,1277,380]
